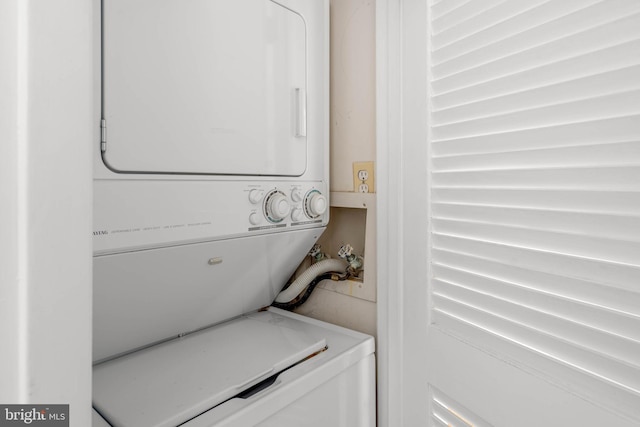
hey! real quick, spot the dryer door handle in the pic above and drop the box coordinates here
[295,87,307,138]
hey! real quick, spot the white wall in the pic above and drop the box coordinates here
[0,1,94,425]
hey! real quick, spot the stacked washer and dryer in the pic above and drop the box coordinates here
[91,0,375,426]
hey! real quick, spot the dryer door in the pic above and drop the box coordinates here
[102,0,307,176]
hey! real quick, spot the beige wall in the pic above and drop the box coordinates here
[295,0,377,338]
[330,0,376,192]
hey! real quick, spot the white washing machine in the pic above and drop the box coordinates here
[91,0,375,426]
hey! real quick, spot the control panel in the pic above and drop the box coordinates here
[93,180,328,254]
[246,183,328,230]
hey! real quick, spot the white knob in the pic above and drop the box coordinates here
[249,212,261,225]
[248,189,264,204]
[291,208,304,222]
[291,188,303,202]
[307,193,327,217]
[267,193,290,221]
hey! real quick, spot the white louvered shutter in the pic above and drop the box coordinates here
[429,0,640,420]
[430,387,492,427]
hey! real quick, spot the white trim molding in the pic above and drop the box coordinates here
[376,0,430,426]
[0,1,94,424]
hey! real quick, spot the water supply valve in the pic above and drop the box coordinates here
[338,244,363,273]
[308,244,327,262]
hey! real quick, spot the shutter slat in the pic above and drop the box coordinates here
[433,0,554,52]
[432,166,640,191]
[433,312,640,421]
[433,39,640,107]
[432,90,640,140]
[431,389,493,427]
[432,13,640,91]
[432,0,507,34]
[432,203,640,241]
[433,219,640,265]
[433,140,640,171]
[433,235,640,294]
[433,297,640,394]
[432,0,601,61]
[432,399,474,427]
[433,264,640,342]
[433,1,640,75]
[432,189,640,216]
[431,40,640,111]
[432,248,640,318]
[431,415,449,427]
[432,115,640,156]
[432,407,470,427]
[433,66,640,125]
[431,0,472,21]
[434,281,640,367]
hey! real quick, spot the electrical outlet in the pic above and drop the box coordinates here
[353,161,374,193]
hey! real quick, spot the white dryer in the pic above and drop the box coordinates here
[91,0,375,426]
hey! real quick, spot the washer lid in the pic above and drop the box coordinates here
[102,0,307,176]
[93,313,327,427]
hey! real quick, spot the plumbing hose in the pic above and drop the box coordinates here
[274,258,348,303]
[272,273,337,310]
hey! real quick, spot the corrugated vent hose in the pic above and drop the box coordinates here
[274,258,348,304]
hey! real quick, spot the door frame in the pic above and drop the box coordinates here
[376,0,430,426]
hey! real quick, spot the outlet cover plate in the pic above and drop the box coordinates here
[353,161,375,193]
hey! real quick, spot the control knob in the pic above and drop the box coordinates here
[248,189,264,204]
[249,212,261,225]
[291,208,304,222]
[265,191,290,222]
[291,188,303,202]
[305,191,327,218]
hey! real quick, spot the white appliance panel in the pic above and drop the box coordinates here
[253,355,375,427]
[102,0,307,176]
[93,180,328,255]
[93,228,323,361]
[93,313,327,427]
[181,310,375,427]
[93,310,375,427]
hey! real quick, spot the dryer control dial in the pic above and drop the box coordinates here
[248,189,264,204]
[265,191,290,223]
[304,190,327,219]
[249,212,261,225]
[291,208,304,222]
[291,188,303,202]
